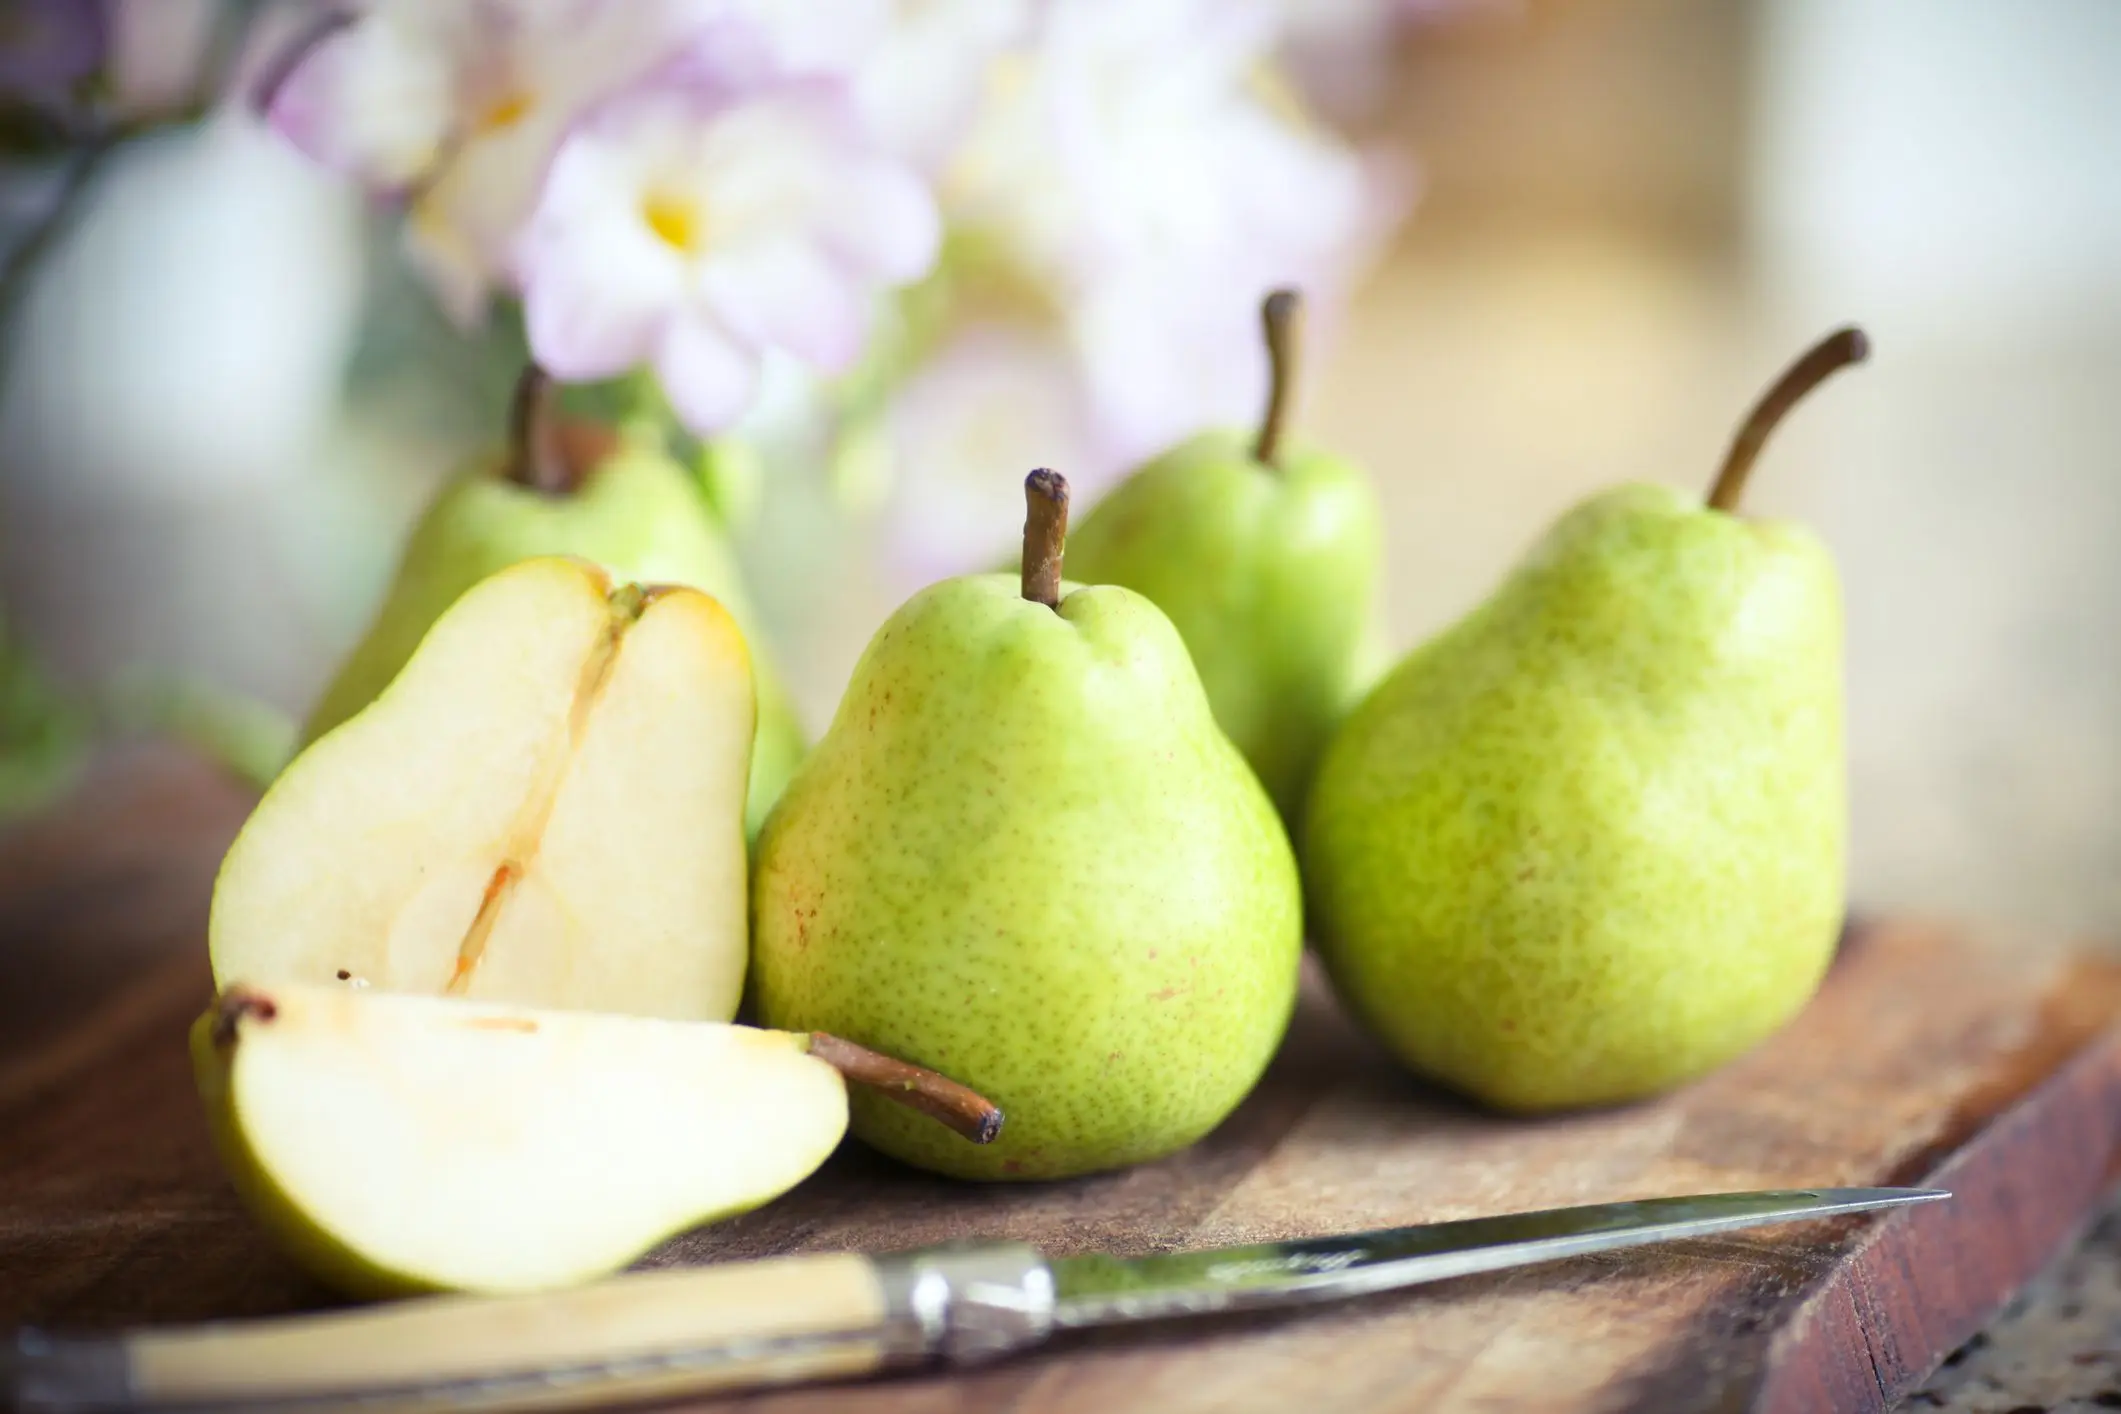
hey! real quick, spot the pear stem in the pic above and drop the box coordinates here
[1020,469,1070,610]
[807,1033,1005,1145]
[209,987,278,1047]
[1706,327,1870,513]
[1253,288,1303,469]
[505,364,588,496]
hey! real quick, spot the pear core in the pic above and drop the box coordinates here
[212,558,755,1022]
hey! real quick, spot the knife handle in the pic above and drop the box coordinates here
[10,1245,1056,1412]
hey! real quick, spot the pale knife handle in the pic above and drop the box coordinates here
[10,1245,1056,1412]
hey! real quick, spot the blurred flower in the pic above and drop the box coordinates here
[515,75,938,434]
[1274,0,1498,122]
[946,0,1367,298]
[920,0,1393,469]
[875,321,1101,582]
[0,0,107,110]
[849,0,1034,169]
[268,0,722,322]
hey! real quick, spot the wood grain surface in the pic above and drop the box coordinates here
[4,746,2120,1414]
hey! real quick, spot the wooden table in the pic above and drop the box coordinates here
[6,747,2121,1413]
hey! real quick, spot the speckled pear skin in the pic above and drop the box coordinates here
[751,574,1303,1180]
[300,429,805,838]
[1063,431,1382,825]
[1302,482,1845,1112]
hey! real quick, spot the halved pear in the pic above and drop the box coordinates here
[193,984,851,1296]
[210,556,754,1021]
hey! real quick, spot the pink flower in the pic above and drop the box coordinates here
[514,75,939,434]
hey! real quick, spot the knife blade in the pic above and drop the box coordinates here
[7,1186,1945,1412]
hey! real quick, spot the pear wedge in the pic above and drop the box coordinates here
[192,985,846,1296]
[195,985,1003,1296]
[210,557,753,1021]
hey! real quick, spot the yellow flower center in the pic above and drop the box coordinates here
[477,90,534,133]
[642,190,706,255]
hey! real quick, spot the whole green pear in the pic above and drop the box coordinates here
[752,471,1303,1181]
[1303,329,1869,1113]
[302,371,805,837]
[1065,291,1381,823]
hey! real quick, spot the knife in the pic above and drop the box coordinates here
[9,1186,1944,1412]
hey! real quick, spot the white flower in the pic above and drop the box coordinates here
[514,75,940,434]
[945,0,1369,295]
[268,0,725,323]
[849,0,1036,168]
[930,0,1394,463]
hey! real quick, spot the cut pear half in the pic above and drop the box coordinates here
[210,556,754,1021]
[193,985,853,1296]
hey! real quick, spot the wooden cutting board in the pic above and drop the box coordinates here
[5,746,2121,1414]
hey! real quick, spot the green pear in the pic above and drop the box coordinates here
[752,471,1303,1181]
[1064,290,1382,823]
[302,369,806,838]
[1303,329,1869,1113]
[193,983,1000,1296]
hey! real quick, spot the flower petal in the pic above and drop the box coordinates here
[656,315,763,433]
[266,13,456,187]
[820,162,943,282]
[700,242,866,370]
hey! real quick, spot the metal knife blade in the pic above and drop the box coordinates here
[8,1187,1947,1412]
[1047,1187,1947,1329]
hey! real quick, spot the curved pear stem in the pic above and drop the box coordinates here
[1020,469,1070,610]
[1707,327,1870,513]
[1253,288,1303,469]
[807,1033,1005,1145]
[505,364,596,496]
[209,986,279,1047]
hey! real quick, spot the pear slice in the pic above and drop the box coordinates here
[192,984,849,1296]
[210,557,754,1021]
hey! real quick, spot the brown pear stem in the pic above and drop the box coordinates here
[506,365,575,494]
[807,1033,1004,1145]
[1020,468,1070,609]
[209,987,278,1047]
[1707,327,1870,513]
[1253,288,1303,469]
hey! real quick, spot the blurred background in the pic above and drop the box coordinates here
[2,0,2117,935]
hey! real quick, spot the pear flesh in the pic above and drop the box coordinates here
[302,428,806,840]
[194,984,847,1296]
[211,557,754,1022]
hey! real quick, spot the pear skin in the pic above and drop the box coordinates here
[752,473,1303,1180]
[1304,330,1867,1112]
[1064,291,1381,823]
